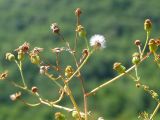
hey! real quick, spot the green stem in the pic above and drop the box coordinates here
[66,50,93,83]
[142,31,150,57]
[85,37,90,50]
[150,102,160,120]
[45,72,63,89]
[65,83,82,120]
[135,65,139,81]
[72,54,88,120]
[86,65,136,96]
[15,60,27,89]
[87,52,151,96]
[13,82,85,115]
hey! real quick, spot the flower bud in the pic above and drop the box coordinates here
[75,8,82,16]
[134,40,141,46]
[132,52,140,65]
[150,90,158,99]
[65,66,74,78]
[136,83,141,88]
[76,25,86,38]
[144,19,152,32]
[30,54,40,64]
[72,111,79,118]
[113,62,126,74]
[148,39,158,53]
[31,86,38,93]
[18,50,24,61]
[5,53,15,61]
[55,112,66,120]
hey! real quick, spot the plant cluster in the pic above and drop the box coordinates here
[1,8,160,120]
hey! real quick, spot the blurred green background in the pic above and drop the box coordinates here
[0,0,160,120]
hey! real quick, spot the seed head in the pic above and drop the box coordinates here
[90,34,106,49]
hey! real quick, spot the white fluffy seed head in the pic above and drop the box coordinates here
[90,34,106,49]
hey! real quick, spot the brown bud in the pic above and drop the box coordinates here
[31,86,38,93]
[134,40,141,46]
[75,8,82,16]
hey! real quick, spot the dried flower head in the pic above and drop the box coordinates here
[15,42,30,53]
[10,92,21,101]
[90,34,106,49]
[31,47,44,54]
[51,47,64,53]
[50,23,60,34]
[40,65,50,75]
[75,8,82,16]
[0,71,8,80]
[155,38,160,46]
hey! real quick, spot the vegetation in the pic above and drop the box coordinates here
[0,0,160,120]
